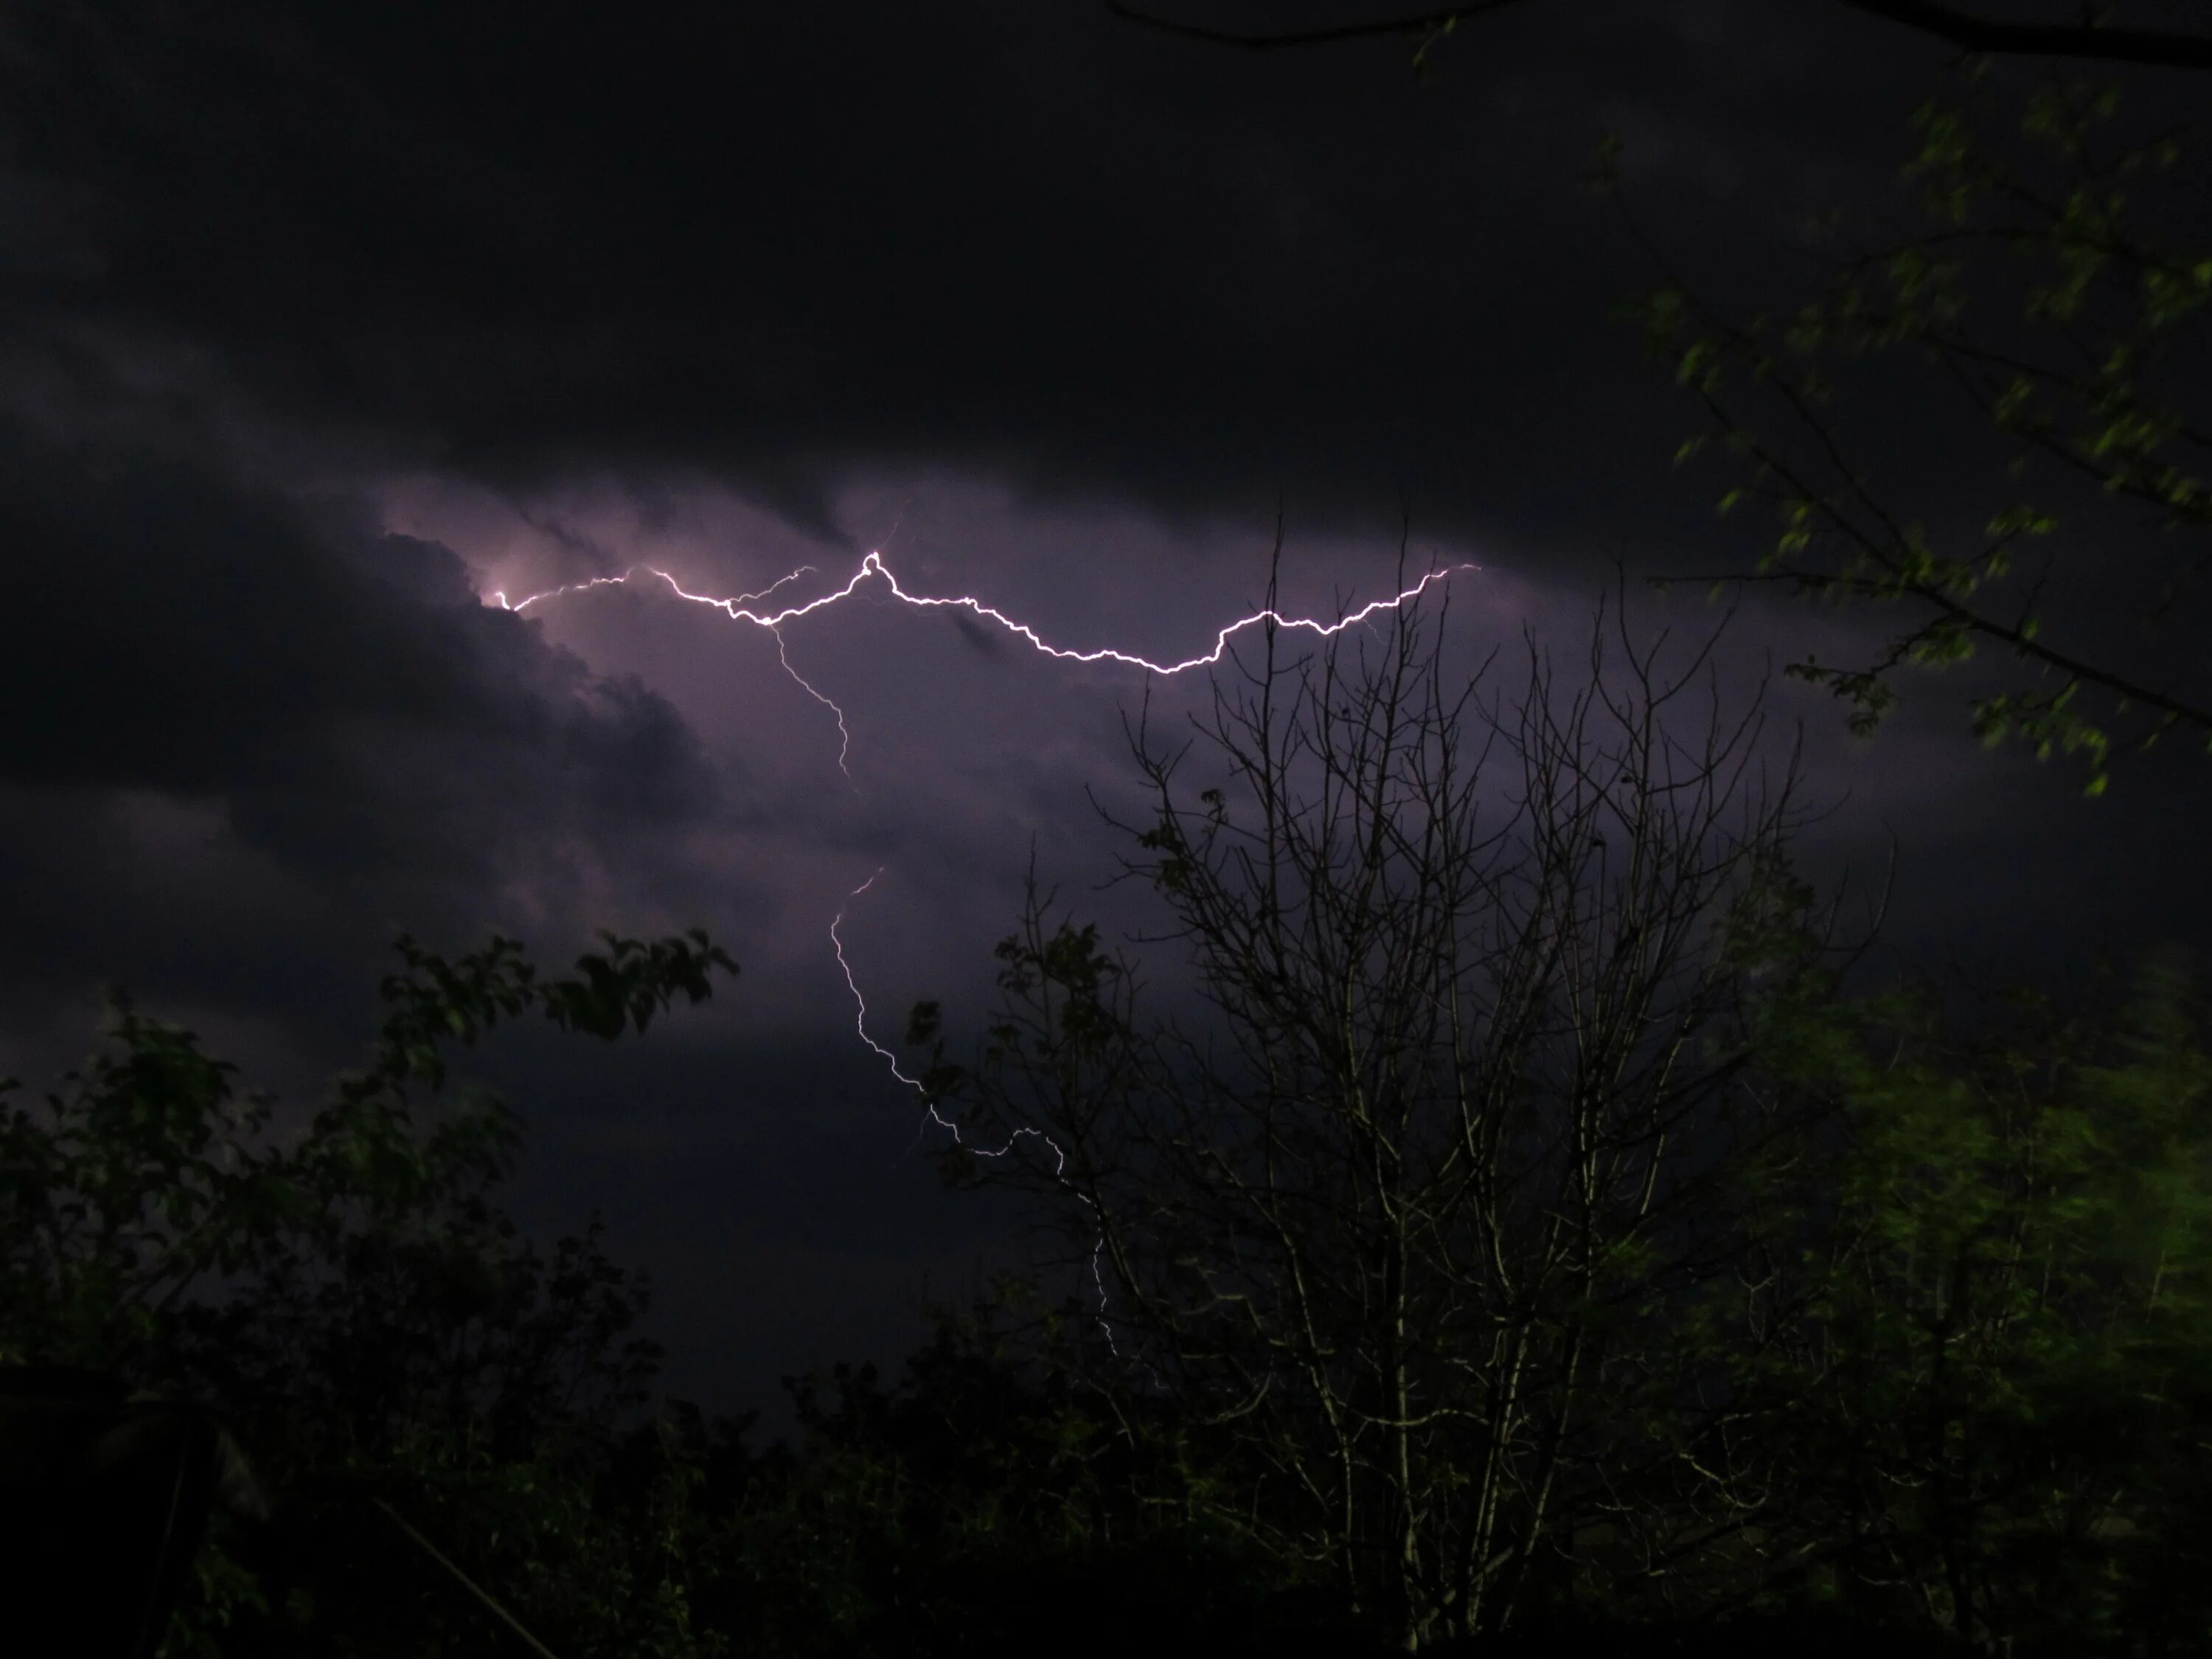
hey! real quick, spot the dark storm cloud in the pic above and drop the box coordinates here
[0,430,717,843]
[0,417,731,1031]
[1,0,1969,546]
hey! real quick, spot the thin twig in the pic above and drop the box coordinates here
[372,1497,565,1659]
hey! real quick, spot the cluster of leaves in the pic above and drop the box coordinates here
[9,914,2209,1657]
[1787,956,2209,1650]
[1613,67,2212,793]
[1573,949,2212,1655]
[0,930,1324,1658]
[0,928,734,1384]
[0,928,738,1655]
[699,1295,1333,1659]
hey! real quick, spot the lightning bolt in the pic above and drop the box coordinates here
[498,549,1476,680]
[832,868,1122,1354]
[493,566,858,771]
[490,563,818,615]
[642,549,1474,675]
[498,549,1475,778]
[490,546,1482,1362]
[772,625,853,780]
[828,870,927,1093]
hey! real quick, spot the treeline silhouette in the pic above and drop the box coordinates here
[4,935,2203,1656]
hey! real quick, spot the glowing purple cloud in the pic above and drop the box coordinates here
[486,546,1484,1359]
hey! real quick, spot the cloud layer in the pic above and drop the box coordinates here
[6,0,2210,1422]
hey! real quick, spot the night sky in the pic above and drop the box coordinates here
[5,1,2208,1423]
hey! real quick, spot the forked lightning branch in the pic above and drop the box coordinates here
[486,548,1481,1350]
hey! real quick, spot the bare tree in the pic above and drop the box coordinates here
[912,568,1863,1649]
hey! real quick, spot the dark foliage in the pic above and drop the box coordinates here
[3,908,2206,1655]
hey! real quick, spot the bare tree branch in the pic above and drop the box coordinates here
[925,568,1865,1644]
[1841,0,2212,69]
[1107,0,2212,70]
[1105,0,1534,52]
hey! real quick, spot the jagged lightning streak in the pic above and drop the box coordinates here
[774,625,853,778]
[490,562,818,616]
[827,871,928,1093]
[497,549,1478,784]
[832,869,1124,1354]
[492,546,1484,1359]
[500,550,1475,776]
[641,549,1474,675]
[499,550,1476,678]
[493,565,858,771]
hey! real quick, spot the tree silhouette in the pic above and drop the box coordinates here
[914,575,1872,1649]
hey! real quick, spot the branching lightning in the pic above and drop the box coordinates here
[489,546,1481,1359]
[493,564,858,770]
[775,625,854,777]
[504,548,1472,675]
[496,550,1475,781]
[827,871,928,1095]
[831,868,1121,1351]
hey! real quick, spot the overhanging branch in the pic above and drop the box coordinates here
[1105,0,1534,50]
[1844,0,2212,69]
[1107,0,2212,70]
